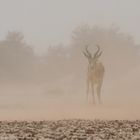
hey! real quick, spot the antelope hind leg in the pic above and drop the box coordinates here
[91,82,96,105]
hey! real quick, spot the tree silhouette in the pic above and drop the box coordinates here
[0,31,37,83]
[44,24,140,91]
[70,25,139,80]
[44,44,71,81]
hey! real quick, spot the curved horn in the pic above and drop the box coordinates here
[97,51,102,58]
[94,44,100,58]
[83,45,92,58]
[85,45,92,58]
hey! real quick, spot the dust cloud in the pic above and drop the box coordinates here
[0,76,140,121]
[0,25,140,120]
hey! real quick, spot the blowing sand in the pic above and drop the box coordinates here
[0,83,139,121]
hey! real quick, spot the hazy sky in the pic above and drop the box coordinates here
[0,0,140,53]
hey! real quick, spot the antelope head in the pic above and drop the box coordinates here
[83,44,102,69]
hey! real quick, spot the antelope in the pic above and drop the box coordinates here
[83,45,105,104]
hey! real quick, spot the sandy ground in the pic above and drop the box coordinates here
[0,83,140,121]
[0,120,140,139]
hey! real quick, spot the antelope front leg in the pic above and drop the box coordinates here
[97,83,102,104]
[91,82,95,105]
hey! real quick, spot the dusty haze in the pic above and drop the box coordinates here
[0,0,140,120]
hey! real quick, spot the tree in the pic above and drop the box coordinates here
[70,24,140,82]
[0,31,37,83]
[40,24,140,93]
[44,44,71,81]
